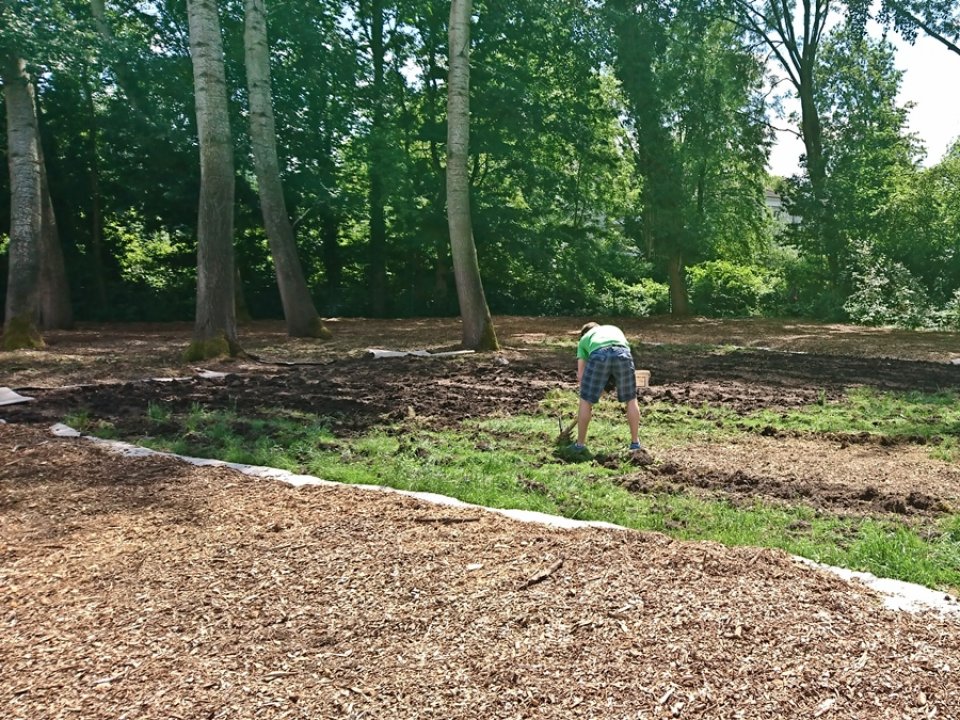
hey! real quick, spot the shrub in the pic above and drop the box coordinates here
[930,289,960,331]
[843,254,930,329]
[687,260,782,317]
[594,277,670,317]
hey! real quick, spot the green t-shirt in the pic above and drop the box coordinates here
[576,325,630,360]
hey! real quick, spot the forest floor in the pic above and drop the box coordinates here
[3,316,960,719]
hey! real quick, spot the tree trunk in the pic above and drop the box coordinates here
[83,75,109,311]
[796,67,840,288]
[320,206,342,298]
[666,251,689,317]
[446,0,498,351]
[367,0,388,316]
[610,0,690,316]
[2,56,44,350]
[185,0,241,360]
[243,0,330,338]
[90,0,151,116]
[32,77,73,330]
[38,150,73,329]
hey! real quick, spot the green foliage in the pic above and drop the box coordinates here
[111,214,193,289]
[786,25,920,298]
[687,260,782,317]
[12,0,960,324]
[146,402,171,423]
[882,141,960,307]
[593,277,670,317]
[931,290,960,331]
[745,388,960,460]
[772,251,847,320]
[62,409,116,438]
[843,246,931,328]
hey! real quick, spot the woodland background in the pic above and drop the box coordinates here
[2,0,960,342]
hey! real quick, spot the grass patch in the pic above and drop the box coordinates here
[63,409,118,438]
[742,388,960,459]
[77,396,960,596]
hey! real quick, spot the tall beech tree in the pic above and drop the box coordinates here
[243,0,330,338]
[37,143,73,330]
[2,56,44,349]
[730,0,838,282]
[185,0,241,359]
[609,0,691,316]
[446,0,498,350]
[1,0,77,344]
[360,0,389,316]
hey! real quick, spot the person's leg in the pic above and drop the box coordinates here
[576,351,609,448]
[625,397,640,445]
[610,347,640,447]
[576,398,593,445]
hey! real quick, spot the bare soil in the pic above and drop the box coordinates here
[3,317,960,718]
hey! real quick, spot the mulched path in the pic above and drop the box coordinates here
[3,423,960,720]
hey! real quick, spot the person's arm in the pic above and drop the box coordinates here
[577,358,586,383]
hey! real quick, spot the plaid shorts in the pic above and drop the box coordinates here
[579,345,637,404]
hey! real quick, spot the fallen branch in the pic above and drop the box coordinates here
[265,670,298,681]
[365,348,475,359]
[518,558,564,590]
[413,516,481,525]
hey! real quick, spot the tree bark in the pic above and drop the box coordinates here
[243,0,330,338]
[83,76,109,311]
[446,0,498,351]
[367,0,388,316]
[185,0,241,359]
[38,149,73,329]
[2,56,44,350]
[666,251,690,317]
[32,73,73,330]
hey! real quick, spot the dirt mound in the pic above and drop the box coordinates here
[611,435,960,519]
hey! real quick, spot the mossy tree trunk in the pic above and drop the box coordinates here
[185,0,242,360]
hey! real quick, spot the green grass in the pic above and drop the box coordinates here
[68,385,960,595]
[743,388,960,457]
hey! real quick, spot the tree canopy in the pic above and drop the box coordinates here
[2,0,960,340]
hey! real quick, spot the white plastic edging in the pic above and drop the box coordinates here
[48,423,960,617]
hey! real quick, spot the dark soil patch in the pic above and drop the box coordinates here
[618,462,954,519]
[7,343,960,432]
[4,325,960,523]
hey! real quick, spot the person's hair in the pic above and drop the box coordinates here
[579,322,599,338]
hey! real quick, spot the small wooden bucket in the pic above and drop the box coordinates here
[635,369,651,387]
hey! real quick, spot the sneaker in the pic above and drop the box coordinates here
[566,442,586,453]
[629,441,642,451]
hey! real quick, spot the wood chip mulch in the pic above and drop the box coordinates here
[2,423,959,719]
